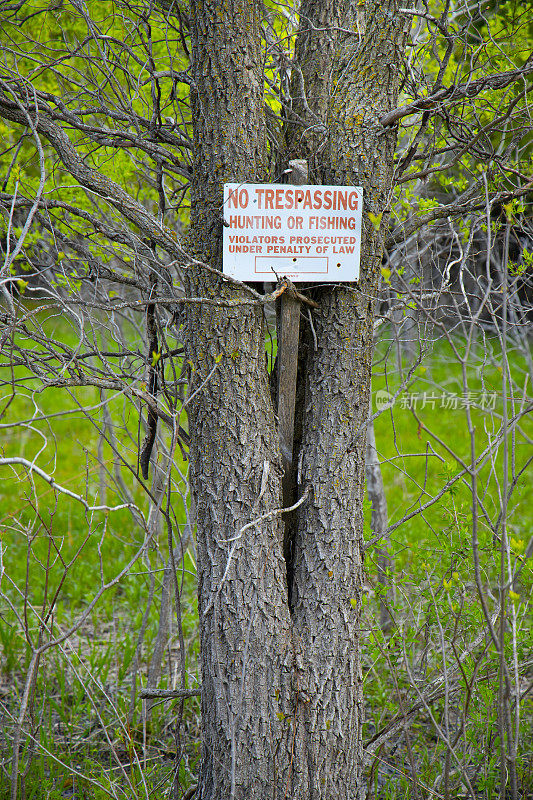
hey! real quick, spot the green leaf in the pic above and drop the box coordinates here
[368,211,383,231]
[510,537,525,555]
[380,266,391,285]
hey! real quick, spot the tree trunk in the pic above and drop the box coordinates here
[366,416,394,632]
[185,2,294,797]
[185,1,408,798]
[286,3,407,794]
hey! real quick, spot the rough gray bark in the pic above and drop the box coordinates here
[183,1,409,798]
[185,2,294,797]
[285,2,408,795]
[289,286,371,796]
[286,1,346,165]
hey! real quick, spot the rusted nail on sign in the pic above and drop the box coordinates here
[222,183,363,283]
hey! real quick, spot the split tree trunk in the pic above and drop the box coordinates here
[185,1,408,798]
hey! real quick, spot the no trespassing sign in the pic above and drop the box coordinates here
[223,183,363,283]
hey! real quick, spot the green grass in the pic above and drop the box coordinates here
[1,309,531,798]
[0,306,198,798]
[370,331,532,574]
[362,330,533,799]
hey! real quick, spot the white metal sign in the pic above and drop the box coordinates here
[223,183,363,283]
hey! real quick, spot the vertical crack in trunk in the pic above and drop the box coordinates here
[278,162,309,610]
